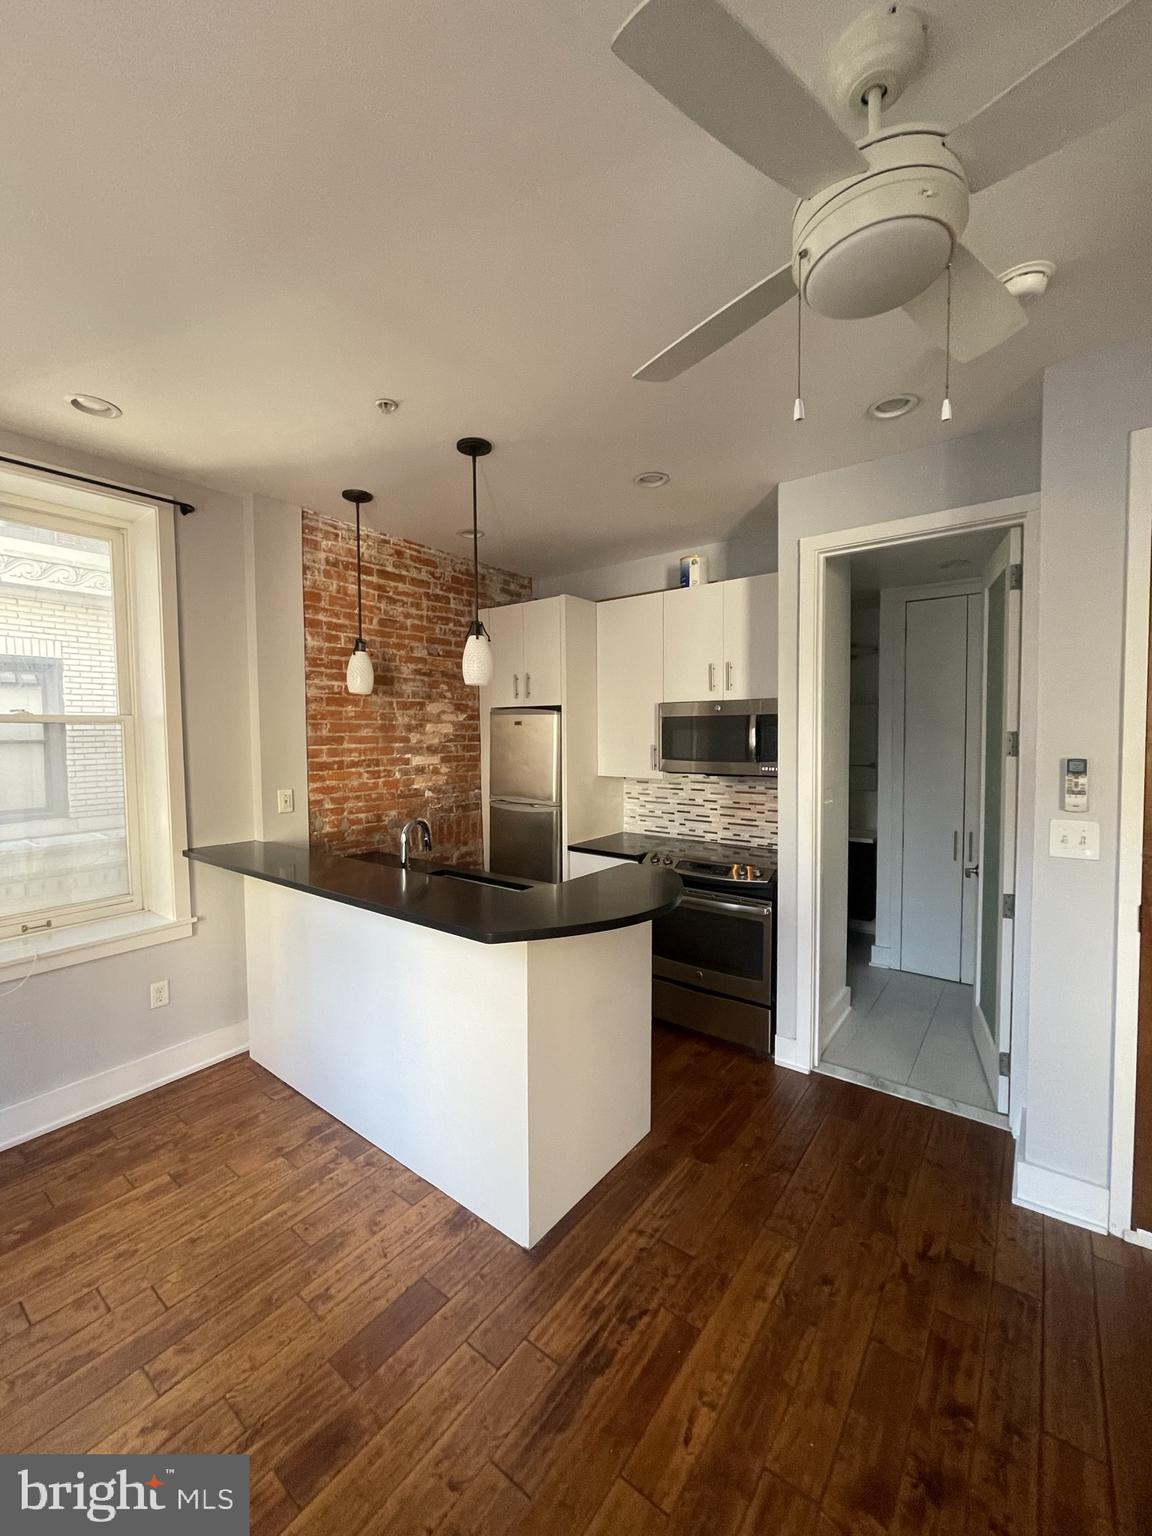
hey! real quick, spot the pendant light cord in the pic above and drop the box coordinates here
[472,452,481,623]
[355,503,364,642]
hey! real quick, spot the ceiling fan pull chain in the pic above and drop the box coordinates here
[793,250,807,422]
[940,259,954,422]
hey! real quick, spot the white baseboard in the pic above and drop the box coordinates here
[0,1021,250,1152]
[771,1032,811,1073]
[819,986,853,1054]
[869,945,893,969]
[1013,1154,1110,1234]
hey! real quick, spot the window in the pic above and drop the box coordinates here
[0,473,190,965]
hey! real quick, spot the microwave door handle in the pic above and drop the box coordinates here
[749,713,758,762]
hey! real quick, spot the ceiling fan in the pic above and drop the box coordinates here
[612,0,1152,380]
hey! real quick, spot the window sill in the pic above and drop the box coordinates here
[0,911,197,980]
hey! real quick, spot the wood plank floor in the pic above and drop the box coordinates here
[1,1026,1149,1535]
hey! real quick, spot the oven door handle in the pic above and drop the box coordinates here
[678,894,772,916]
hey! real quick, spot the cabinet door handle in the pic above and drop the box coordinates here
[651,743,658,770]
[968,830,974,861]
[725,661,733,692]
[513,673,519,699]
[525,672,531,699]
[953,830,959,861]
[708,662,717,693]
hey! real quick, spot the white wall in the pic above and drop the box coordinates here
[1024,339,1152,1198]
[244,494,309,845]
[0,429,306,1121]
[535,496,778,601]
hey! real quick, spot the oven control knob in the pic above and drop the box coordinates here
[663,855,674,867]
[647,852,661,866]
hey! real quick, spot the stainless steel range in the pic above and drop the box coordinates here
[639,841,777,1058]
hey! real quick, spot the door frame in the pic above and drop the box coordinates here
[1111,427,1152,1244]
[795,493,1039,1132]
[874,578,983,979]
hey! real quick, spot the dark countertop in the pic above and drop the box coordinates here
[569,831,779,865]
[185,841,681,945]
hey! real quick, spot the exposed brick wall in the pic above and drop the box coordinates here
[303,511,532,864]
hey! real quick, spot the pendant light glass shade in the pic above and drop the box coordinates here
[346,639,375,694]
[457,437,494,687]
[462,623,494,686]
[343,489,375,696]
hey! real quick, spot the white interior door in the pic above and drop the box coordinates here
[960,594,984,983]
[971,528,1023,1112]
[900,595,969,980]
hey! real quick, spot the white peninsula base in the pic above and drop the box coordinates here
[243,879,653,1246]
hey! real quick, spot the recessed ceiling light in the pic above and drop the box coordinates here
[457,527,486,540]
[868,393,919,420]
[375,397,400,415]
[68,394,122,419]
[633,471,670,488]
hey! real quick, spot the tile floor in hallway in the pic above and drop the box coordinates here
[821,947,997,1116]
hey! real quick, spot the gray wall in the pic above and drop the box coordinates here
[0,430,307,1113]
[1026,339,1152,1189]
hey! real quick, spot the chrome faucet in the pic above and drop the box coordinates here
[399,816,432,869]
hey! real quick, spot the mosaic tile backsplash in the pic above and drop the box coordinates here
[623,775,779,848]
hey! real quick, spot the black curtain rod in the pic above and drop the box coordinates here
[0,453,195,515]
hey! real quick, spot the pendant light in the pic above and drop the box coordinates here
[457,437,494,687]
[343,488,375,695]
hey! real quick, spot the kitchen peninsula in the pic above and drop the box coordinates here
[186,842,680,1246]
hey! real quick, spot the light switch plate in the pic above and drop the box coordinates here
[1049,819,1100,859]
[276,789,295,814]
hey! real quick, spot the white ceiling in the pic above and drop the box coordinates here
[2,0,1150,576]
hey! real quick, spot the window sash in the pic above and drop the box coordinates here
[0,507,144,939]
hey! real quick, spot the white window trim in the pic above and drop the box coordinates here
[0,466,192,977]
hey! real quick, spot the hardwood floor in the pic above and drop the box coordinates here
[1,1026,1148,1534]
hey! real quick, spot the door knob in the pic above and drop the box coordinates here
[964,864,980,879]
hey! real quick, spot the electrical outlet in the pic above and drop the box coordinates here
[276,788,295,814]
[149,979,170,1009]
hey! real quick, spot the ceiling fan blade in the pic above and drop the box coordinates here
[947,0,1152,192]
[902,244,1028,363]
[612,0,867,197]
[633,265,796,381]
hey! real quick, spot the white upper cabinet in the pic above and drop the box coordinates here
[662,584,725,702]
[481,597,564,708]
[597,591,663,778]
[522,598,563,706]
[723,574,779,699]
[481,603,524,707]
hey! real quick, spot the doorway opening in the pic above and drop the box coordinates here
[814,522,1024,1125]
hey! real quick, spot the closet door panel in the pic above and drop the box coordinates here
[900,595,968,981]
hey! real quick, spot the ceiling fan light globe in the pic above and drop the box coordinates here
[803,216,953,318]
[462,632,494,687]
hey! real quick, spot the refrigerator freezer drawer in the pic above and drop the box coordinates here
[490,801,561,884]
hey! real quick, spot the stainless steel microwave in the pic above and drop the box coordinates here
[657,698,779,777]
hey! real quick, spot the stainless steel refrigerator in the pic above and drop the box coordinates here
[488,707,562,882]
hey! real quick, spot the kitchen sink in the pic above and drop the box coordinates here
[427,868,531,892]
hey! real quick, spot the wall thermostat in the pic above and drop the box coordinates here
[1062,757,1089,812]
